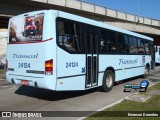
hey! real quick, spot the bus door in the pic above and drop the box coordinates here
[85,27,99,88]
[150,43,155,70]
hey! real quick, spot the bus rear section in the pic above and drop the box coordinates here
[6,10,57,90]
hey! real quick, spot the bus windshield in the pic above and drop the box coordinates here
[9,13,44,43]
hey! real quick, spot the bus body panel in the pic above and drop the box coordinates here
[56,48,86,90]
[6,9,154,91]
[7,10,58,90]
[6,74,53,89]
[98,55,149,82]
[56,76,86,91]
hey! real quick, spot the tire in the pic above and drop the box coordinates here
[101,70,115,92]
[143,65,150,78]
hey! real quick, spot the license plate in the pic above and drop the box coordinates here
[21,80,28,86]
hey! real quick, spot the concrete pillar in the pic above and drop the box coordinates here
[0,29,7,65]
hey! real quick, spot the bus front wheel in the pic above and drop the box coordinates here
[101,70,115,92]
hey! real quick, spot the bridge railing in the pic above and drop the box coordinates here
[32,0,160,27]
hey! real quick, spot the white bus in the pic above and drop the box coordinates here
[6,10,155,92]
[155,46,160,64]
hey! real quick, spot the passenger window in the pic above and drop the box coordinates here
[108,31,117,52]
[57,20,83,53]
[137,39,145,54]
[145,41,150,54]
[117,33,129,53]
[100,30,117,53]
[100,30,108,52]
[129,36,138,54]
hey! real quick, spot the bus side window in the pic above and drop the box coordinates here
[145,41,150,54]
[137,39,145,54]
[100,30,109,53]
[100,30,117,53]
[133,37,138,54]
[57,19,83,53]
[129,36,138,54]
[108,31,117,52]
[117,33,129,53]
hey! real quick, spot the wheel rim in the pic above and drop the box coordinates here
[106,75,113,87]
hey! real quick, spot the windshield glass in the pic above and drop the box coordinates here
[9,13,44,43]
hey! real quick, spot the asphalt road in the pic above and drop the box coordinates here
[0,66,160,120]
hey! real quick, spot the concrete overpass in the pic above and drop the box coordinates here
[0,0,160,37]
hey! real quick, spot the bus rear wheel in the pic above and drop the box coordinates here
[101,70,115,92]
[143,65,150,78]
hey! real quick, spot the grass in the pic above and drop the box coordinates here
[147,82,160,91]
[85,82,160,120]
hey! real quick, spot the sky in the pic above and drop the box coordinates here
[84,0,159,20]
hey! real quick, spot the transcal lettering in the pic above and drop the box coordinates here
[13,53,38,59]
[119,59,138,65]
